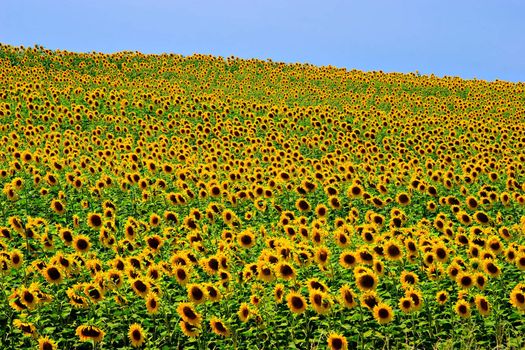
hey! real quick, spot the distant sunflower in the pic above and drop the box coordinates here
[275,262,296,280]
[405,288,423,311]
[177,302,202,325]
[38,336,58,350]
[128,323,146,348]
[295,198,311,212]
[238,302,251,322]
[87,213,103,229]
[355,269,378,291]
[50,199,65,215]
[42,266,63,285]
[436,291,448,305]
[179,320,201,338]
[474,295,490,316]
[76,325,105,343]
[400,271,419,288]
[398,296,413,313]
[454,299,471,318]
[13,319,37,337]
[237,229,256,249]
[210,317,230,337]
[384,241,403,261]
[309,290,331,314]
[173,264,191,285]
[273,284,285,303]
[286,291,307,314]
[339,284,357,309]
[327,333,348,350]
[187,284,207,304]
[73,235,91,253]
[373,302,394,324]
[339,251,358,269]
[145,293,159,314]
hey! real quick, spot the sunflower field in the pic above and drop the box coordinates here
[0,44,525,349]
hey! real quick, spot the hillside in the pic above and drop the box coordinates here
[1,44,525,349]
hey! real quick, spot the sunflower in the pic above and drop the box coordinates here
[327,333,348,350]
[315,204,329,218]
[295,198,311,212]
[50,199,65,215]
[38,336,58,350]
[173,264,191,285]
[456,271,474,289]
[306,277,329,293]
[355,269,378,291]
[76,325,105,343]
[237,229,256,249]
[13,319,37,337]
[436,291,448,305]
[482,259,501,278]
[238,302,251,322]
[473,211,490,225]
[400,271,419,288]
[399,296,413,313]
[510,287,525,311]
[187,284,207,304]
[19,287,38,309]
[275,262,296,280]
[384,240,403,261]
[405,288,423,311]
[128,323,146,348]
[454,299,471,318]
[373,302,394,324]
[84,283,104,303]
[339,284,357,309]
[87,213,103,229]
[42,265,63,285]
[59,228,74,246]
[130,278,150,298]
[222,209,236,226]
[357,248,374,265]
[309,290,331,314]
[314,245,330,266]
[474,295,490,316]
[205,283,221,302]
[180,320,201,338]
[210,317,230,337]
[347,183,363,199]
[286,291,307,314]
[177,302,202,325]
[145,292,159,314]
[360,291,380,310]
[274,283,285,303]
[395,192,411,206]
[339,251,358,269]
[257,262,275,282]
[72,235,91,253]
[10,249,23,269]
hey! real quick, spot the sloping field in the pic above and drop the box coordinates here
[0,44,525,349]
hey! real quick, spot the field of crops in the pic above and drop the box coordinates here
[0,44,524,349]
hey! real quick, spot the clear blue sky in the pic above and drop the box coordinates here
[1,0,524,82]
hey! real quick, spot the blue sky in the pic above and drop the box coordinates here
[1,0,524,82]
